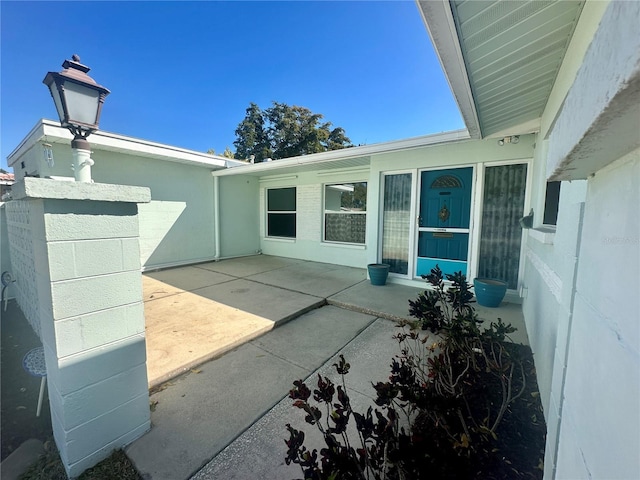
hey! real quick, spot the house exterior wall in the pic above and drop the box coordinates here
[519,1,640,478]
[258,170,370,268]
[554,149,639,479]
[368,136,535,280]
[15,142,219,270]
[91,149,218,269]
[218,175,260,258]
[247,135,536,276]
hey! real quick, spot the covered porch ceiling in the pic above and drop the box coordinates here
[419,0,585,139]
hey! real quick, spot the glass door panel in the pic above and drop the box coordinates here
[381,173,412,275]
[478,163,528,289]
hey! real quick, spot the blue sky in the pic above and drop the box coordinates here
[1,1,463,169]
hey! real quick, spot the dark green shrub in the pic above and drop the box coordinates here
[285,266,533,480]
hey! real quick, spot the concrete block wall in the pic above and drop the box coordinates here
[7,178,152,477]
[554,150,640,479]
[534,181,587,479]
[0,203,13,298]
[5,199,43,336]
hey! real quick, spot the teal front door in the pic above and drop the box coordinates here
[416,167,473,277]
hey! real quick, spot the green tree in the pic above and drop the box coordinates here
[222,146,235,159]
[233,102,271,161]
[207,147,236,158]
[233,102,352,162]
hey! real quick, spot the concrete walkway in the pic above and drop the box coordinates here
[127,255,528,480]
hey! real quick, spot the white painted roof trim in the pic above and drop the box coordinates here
[8,119,244,170]
[417,0,481,139]
[212,129,471,177]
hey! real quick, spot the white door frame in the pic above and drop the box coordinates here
[415,164,478,281]
[378,159,533,290]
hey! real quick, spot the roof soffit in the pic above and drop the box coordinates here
[420,0,584,138]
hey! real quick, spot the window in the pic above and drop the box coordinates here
[543,181,561,225]
[324,183,367,244]
[267,187,296,238]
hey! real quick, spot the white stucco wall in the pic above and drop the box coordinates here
[15,142,220,270]
[91,149,218,269]
[218,175,260,258]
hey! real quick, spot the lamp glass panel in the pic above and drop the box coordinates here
[48,82,66,123]
[63,82,100,126]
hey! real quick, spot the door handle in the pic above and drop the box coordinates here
[417,215,422,227]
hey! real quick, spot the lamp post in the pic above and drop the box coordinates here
[43,55,110,182]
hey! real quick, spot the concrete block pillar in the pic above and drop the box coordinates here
[8,178,152,477]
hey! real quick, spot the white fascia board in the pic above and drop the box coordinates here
[8,119,232,170]
[7,120,48,168]
[417,0,481,139]
[212,129,471,177]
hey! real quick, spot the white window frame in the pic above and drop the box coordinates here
[266,186,297,239]
[322,182,367,245]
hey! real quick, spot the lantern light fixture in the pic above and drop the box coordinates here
[43,55,110,182]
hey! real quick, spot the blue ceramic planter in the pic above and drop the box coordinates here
[474,278,508,308]
[368,263,390,286]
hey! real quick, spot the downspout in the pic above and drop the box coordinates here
[213,174,221,260]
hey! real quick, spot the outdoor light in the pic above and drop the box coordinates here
[498,135,520,146]
[43,55,110,182]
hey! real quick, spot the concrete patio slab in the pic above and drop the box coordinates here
[329,280,424,321]
[144,290,275,388]
[143,266,235,301]
[128,342,309,480]
[192,278,325,325]
[0,439,45,480]
[129,256,527,480]
[247,261,367,297]
[127,305,377,480]
[330,280,529,345]
[195,255,304,277]
[249,305,376,372]
[192,317,402,480]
